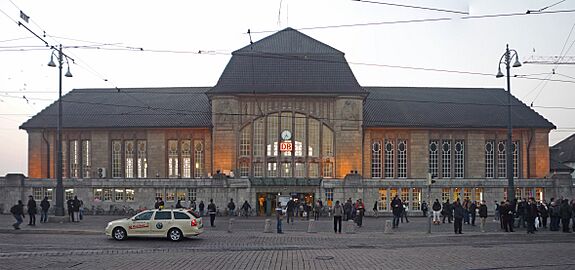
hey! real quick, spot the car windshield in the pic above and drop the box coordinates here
[133,211,153,221]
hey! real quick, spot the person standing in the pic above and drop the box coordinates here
[314,200,321,220]
[525,197,538,234]
[276,202,283,234]
[493,201,500,222]
[432,199,442,225]
[442,199,452,223]
[501,200,515,232]
[571,199,575,232]
[175,200,183,209]
[199,200,205,216]
[469,201,477,226]
[190,200,197,211]
[286,198,295,223]
[154,197,160,209]
[356,199,365,227]
[462,198,470,225]
[40,196,50,223]
[549,199,560,231]
[332,200,343,233]
[421,201,428,217]
[208,199,217,227]
[453,199,464,234]
[10,200,25,230]
[391,195,402,229]
[344,199,352,221]
[227,199,236,217]
[27,195,37,226]
[479,200,488,232]
[538,200,549,229]
[559,199,572,233]
[158,197,165,209]
[241,200,252,218]
[373,201,378,218]
[67,197,75,222]
[72,196,81,222]
[401,202,409,223]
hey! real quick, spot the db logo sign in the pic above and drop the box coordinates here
[280,141,292,152]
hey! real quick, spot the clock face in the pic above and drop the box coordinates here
[281,130,292,140]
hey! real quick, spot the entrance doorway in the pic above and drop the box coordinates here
[256,192,315,216]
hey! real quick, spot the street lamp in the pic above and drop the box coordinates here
[48,44,73,216]
[496,44,521,202]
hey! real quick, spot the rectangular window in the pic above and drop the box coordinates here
[168,140,179,178]
[137,140,147,178]
[378,188,388,210]
[441,140,451,178]
[463,188,471,201]
[33,187,43,201]
[267,114,278,157]
[429,140,439,178]
[503,188,508,201]
[323,161,333,178]
[177,189,186,201]
[535,187,544,202]
[513,141,520,178]
[281,162,292,177]
[474,187,483,202]
[384,139,394,178]
[454,140,464,178]
[485,140,495,178]
[322,125,334,157]
[126,188,135,202]
[294,114,306,157]
[62,141,68,178]
[253,118,265,157]
[188,188,197,202]
[453,187,460,202]
[70,140,80,178]
[389,188,398,201]
[44,188,53,201]
[295,162,305,178]
[309,163,319,178]
[102,188,113,201]
[497,141,506,178]
[372,141,382,178]
[325,188,334,207]
[267,162,277,177]
[308,119,320,157]
[400,188,409,208]
[155,188,164,200]
[166,189,176,202]
[82,140,91,178]
[397,139,407,178]
[94,188,102,201]
[125,140,135,178]
[412,188,422,211]
[65,188,74,201]
[240,162,250,178]
[181,140,192,178]
[281,112,292,157]
[442,188,450,203]
[240,127,251,157]
[194,140,204,178]
[515,187,523,200]
[115,188,125,201]
[111,140,122,178]
[253,163,264,178]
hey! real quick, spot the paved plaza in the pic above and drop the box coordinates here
[0,214,574,269]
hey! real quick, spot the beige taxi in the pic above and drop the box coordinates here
[105,209,203,241]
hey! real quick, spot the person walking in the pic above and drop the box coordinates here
[227,199,236,217]
[276,202,284,234]
[391,195,402,229]
[10,200,25,230]
[453,199,464,234]
[208,199,217,227]
[72,196,81,222]
[241,200,252,218]
[373,201,378,218]
[559,199,572,233]
[27,195,37,226]
[442,199,452,223]
[198,200,205,216]
[479,200,488,232]
[40,196,50,223]
[421,201,428,217]
[432,199,442,225]
[332,200,343,233]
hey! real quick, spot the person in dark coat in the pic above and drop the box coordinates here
[501,200,515,232]
[10,200,25,230]
[343,199,352,221]
[478,200,488,232]
[67,198,75,222]
[175,200,183,209]
[391,196,402,229]
[421,201,428,217]
[40,196,50,223]
[469,201,477,226]
[198,200,205,216]
[453,199,465,234]
[72,196,81,222]
[227,199,236,217]
[208,199,217,227]
[241,200,252,218]
[549,199,560,231]
[432,199,442,224]
[525,197,538,234]
[559,199,572,233]
[154,197,160,209]
[442,199,452,223]
[538,200,549,229]
[27,195,37,226]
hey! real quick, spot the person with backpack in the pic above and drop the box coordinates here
[227,199,236,217]
[432,199,442,225]
[208,199,217,227]
[27,195,37,226]
[10,200,25,230]
[40,196,50,223]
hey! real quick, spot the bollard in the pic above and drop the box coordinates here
[264,219,272,233]
[307,219,317,233]
[345,220,356,234]
[227,218,234,233]
[384,220,392,234]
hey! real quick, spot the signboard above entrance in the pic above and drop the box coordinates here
[280,141,292,152]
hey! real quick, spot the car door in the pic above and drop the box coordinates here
[150,210,172,236]
[128,210,153,236]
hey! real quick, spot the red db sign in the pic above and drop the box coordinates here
[280,141,293,152]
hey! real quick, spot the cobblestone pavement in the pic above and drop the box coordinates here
[0,214,574,269]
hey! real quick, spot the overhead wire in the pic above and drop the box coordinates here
[350,0,468,15]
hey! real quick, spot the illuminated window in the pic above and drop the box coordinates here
[166,189,176,202]
[126,189,135,202]
[442,188,450,203]
[65,188,75,201]
[372,141,382,178]
[62,141,68,178]
[485,141,495,178]
[82,140,91,178]
[389,188,398,201]
[44,188,53,201]
[125,140,134,178]
[454,140,464,178]
[194,140,204,178]
[442,140,451,178]
[322,125,334,157]
[33,187,43,201]
[474,187,483,202]
[412,188,422,210]
[102,188,112,201]
[94,188,102,201]
[497,141,506,178]
[267,113,279,157]
[463,188,471,201]
[181,140,191,178]
[281,112,292,157]
[70,140,80,178]
[397,139,407,178]
[111,140,122,178]
[429,140,439,178]
[294,114,306,157]
[155,188,164,200]
[240,124,251,157]
[384,139,394,178]
[136,140,147,178]
[168,140,179,178]
[378,188,388,210]
[177,189,186,201]
[253,118,265,157]
[453,187,461,202]
[281,162,292,177]
[400,188,409,207]
[267,162,277,177]
[325,188,333,207]
[535,187,544,202]
[253,163,263,177]
[323,160,333,178]
[308,118,320,157]
[115,188,125,201]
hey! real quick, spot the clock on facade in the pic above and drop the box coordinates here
[281,130,292,140]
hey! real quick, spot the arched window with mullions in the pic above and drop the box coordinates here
[238,112,334,178]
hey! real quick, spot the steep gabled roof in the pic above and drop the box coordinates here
[363,87,556,129]
[550,134,575,163]
[208,27,365,96]
[20,87,212,129]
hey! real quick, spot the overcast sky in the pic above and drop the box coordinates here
[1,0,574,176]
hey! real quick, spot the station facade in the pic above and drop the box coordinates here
[7,28,569,216]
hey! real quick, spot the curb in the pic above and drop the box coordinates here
[0,228,102,235]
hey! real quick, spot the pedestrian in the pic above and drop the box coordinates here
[559,199,572,233]
[10,200,25,230]
[469,200,477,226]
[549,199,560,231]
[432,199,442,225]
[373,200,378,218]
[571,199,575,232]
[356,199,365,227]
[538,200,548,229]
[332,200,343,233]
[421,201,428,217]
[27,195,37,226]
[286,198,295,223]
[314,200,321,220]
[79,200,84,220]
[40,196,50,223]
[442,199,452,223]
[276,202,283,234]
[516,198,527,228]
[199,200,205,216]
[525,197,538,234]
[208,199,217,227]
[453,199,464,234]
[175,199,183,208]
[72,196,81,222]
[344,199,352,221]
[401,202,409,223]
[462,197,470,225]
[479,200,488,232]
[501,200,515,232]
[241,200,251,218]
[493,201,500,222]
[154,197,160,209]
[227,198,236,216]
[391,195,402,229]
[158,197,165,209]
[190,200,197,211]
[67,197,75,222]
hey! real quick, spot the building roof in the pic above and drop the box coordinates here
[363,87,556,129]
[550,134,575,163]
[20,87,212,130]
[207,27,366,96]
[550,157,574,173]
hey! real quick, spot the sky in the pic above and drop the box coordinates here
[1,0,574,176]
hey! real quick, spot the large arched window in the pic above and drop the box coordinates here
[238,112,334,178]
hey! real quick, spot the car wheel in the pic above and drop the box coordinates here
[112,227,127,241]
[168,228,183,241]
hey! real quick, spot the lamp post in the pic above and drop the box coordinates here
[496,44,521,202]
[47,44,73,216]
